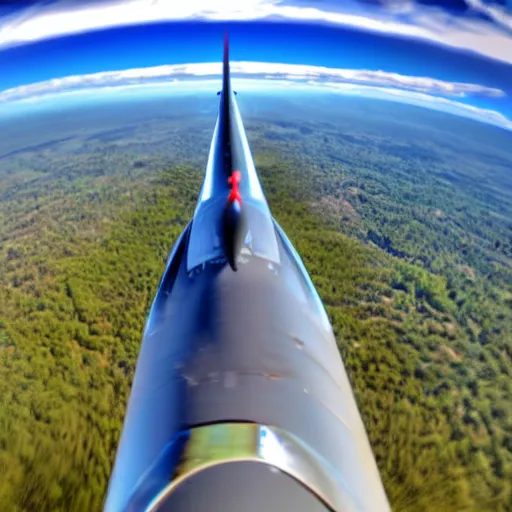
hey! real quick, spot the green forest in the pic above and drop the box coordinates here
[0,96,511,511]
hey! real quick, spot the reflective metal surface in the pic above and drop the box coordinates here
[139,422,360,512]
[186,36,279,272]
[105,36,390,512]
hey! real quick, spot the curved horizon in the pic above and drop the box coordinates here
[1,62,510,132]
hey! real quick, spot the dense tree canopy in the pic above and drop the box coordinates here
[0,95,511,510]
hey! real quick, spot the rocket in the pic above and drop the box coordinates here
[104,34,390,512]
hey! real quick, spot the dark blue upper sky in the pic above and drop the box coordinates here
[0,0,511,127]
[1,20,511,94]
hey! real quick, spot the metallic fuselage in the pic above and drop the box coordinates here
[104,37,390,512]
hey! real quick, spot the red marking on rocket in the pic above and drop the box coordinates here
[227,170,242,205]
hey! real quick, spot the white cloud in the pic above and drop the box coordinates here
[308,80,512,130]
[1,61,510,131]
[8,77,512,131]
[465,0,512,32]
[0,62,505,103]
[0,0,511,65]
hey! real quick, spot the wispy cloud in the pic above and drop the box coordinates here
[0,0,511,64]
[1,61,510,131]
[0,62,505,103]
[310,81,512,130]
[465,0,512,32]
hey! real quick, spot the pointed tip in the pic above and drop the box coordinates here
[224,31,229,60]
[223,31,230,86]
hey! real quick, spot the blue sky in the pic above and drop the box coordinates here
[2,21,512,92]
[0,0,511,129]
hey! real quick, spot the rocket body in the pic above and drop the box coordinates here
[104,36,390,512]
